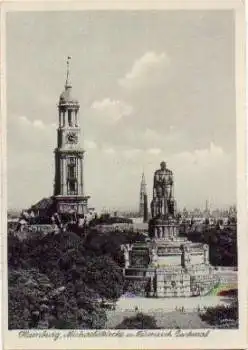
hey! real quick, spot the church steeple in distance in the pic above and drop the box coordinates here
[139,172,148,222]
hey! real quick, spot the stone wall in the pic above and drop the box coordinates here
[155,271,191,297]
[190,252,205,265]
[123,277,151,297]
[156,254,181,266]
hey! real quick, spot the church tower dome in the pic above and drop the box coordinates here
[59,88,79,105]
[57,57,80,129]
[59,56,79,106]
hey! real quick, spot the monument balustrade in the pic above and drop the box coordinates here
[26,224,59,234]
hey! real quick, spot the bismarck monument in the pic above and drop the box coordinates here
[122,162,218,298]
[150,161,178,239]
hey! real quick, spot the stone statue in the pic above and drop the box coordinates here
[123,249,130,268]
[153,161,173,199]
[151,161,175,218]
[121,244,132,269]
[150,246,158,266]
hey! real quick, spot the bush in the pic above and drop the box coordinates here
[200,299,238,328]
[116,313,159,329]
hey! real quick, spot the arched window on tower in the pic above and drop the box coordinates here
[59,111,62,127]
[67,158,78,195]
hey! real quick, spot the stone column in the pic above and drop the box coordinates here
[75,158,78,195]
[185,247,191,267]
[149,275,154,297]
[203,244,209,264]
[63,111,66,127]
[151,247,158,266]
[160,226,163,239]
[161,198,165,216]
[167,226,170,240]
[154,227,158,239]
[156,227,159,239]
[60,157,64,195]
[59,111,62,127]
[122,244,132,268]
[80,155,84,196]
[75,110,78,127]
[63,157,67,195]
[181,245,186,268]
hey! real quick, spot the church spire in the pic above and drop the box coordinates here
[59,56,79,106]
[65,56,72,88]
[139,171,147,219]
[141,171,147,194]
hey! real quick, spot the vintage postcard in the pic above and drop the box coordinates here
[1,0,247,349]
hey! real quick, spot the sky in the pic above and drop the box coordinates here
[6,10,236,212]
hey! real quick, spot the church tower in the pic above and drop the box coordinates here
[53,57,89,215]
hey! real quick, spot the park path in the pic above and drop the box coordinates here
[105,295,232,329]
[115,295,231,313]
[105,310,211,329]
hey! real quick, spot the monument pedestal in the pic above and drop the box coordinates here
[53,195,90,215]
[149,218,179,241]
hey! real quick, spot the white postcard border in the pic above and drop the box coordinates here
[1,1,247,349]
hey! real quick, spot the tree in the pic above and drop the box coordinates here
[116,313,159,329]
[84,255,124,302]
[199,298,238,328]
[8,268,107,330]
[8,226,126,329]
[8,269,54,329]
[186,225,237,267]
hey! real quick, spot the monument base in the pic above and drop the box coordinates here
[149,218,179,241]
[53,195,90,215]
[121,237,218,298]
[123,264,218,298]
[145,264,218,298]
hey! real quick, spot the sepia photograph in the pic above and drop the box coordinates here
[1,1,247,349]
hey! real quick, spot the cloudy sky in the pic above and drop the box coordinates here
[7,10,236,212]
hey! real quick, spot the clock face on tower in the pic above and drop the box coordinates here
[66,132,78,144]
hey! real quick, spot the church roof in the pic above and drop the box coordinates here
[31,197,54,211]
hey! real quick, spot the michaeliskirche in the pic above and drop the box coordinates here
[26,58,90,221]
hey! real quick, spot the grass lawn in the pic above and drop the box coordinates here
[208,283,237,296]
